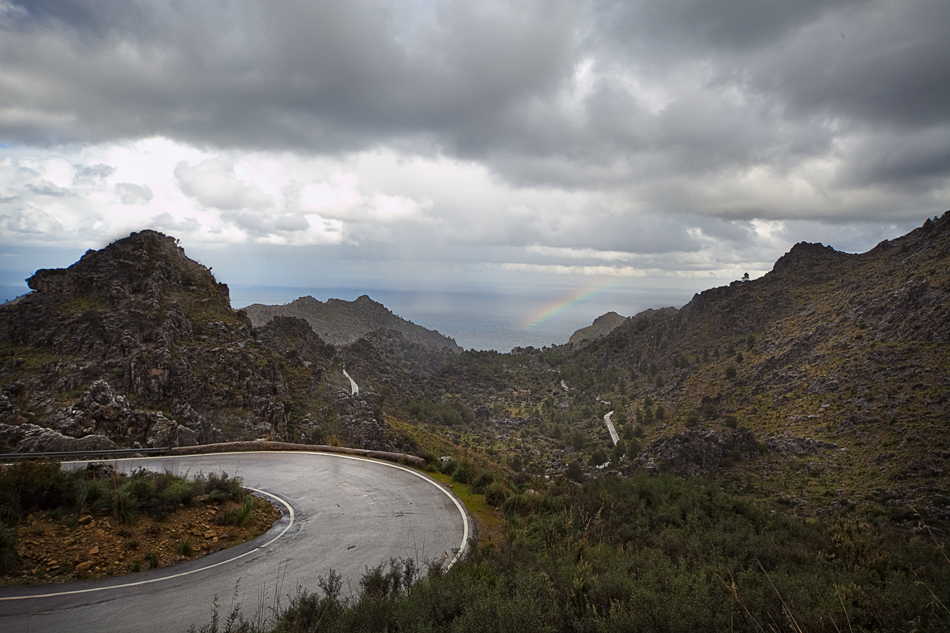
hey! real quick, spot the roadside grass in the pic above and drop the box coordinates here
[426,471,506,551]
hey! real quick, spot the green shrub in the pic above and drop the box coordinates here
[177,540,194,556]
[161,479,196,508]
[485,481,512,507]
[566,461,583,482]
[111,487,141,525]
[218,496,255,527]
[0,520,17,574]
[0,460,63,519]
[452,464,472,485]
[471,472,494,494]
[685,409,701,427]
[204,471,244,501]
[589,447,609,466]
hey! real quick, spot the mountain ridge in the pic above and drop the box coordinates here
[243,294,462,352]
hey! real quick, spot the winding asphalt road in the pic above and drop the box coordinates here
[0,451,469,632]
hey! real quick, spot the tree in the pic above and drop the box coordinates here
[612,440,626,465]
[742,272,750,281]
[566,461,583,482]
[590,447,609,466]
[571,429,586,451]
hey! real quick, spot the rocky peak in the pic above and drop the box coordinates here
[569,311,627,346]
[27,229,229,307]
[768,242,852,284]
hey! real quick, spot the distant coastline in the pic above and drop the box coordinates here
[229,285,695,352]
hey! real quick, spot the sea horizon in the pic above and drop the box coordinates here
[227,284,697,352]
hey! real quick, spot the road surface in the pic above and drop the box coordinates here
[604,411,619,445]
[343,369,359,395]
[0,451,468,632]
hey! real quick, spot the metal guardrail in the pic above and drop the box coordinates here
[0,447,172,461]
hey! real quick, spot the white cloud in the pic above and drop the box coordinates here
[298,171,433,223]
[174,158,273,211]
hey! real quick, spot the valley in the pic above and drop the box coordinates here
[1,215,949,630]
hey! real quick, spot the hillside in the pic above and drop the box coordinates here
[415,212,950,528]
[243,295,462,352]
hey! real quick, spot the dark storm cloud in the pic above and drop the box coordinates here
[1,0,947,226]
[0,1,578,152]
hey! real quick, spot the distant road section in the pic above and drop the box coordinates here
[604,411,619,446]
[343,369,359,395]
[0,452,467,633]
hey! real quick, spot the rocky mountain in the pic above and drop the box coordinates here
[0,231,395,454]
[243,295,462,352]
[568,311,626,346]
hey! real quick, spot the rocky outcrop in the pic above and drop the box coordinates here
[632,428,761,477]
[569,312,627,346]
[336,392,394,452]
[0,380,226,451]
[0,423,117,453]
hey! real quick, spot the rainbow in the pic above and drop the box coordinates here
[522,280,617,329]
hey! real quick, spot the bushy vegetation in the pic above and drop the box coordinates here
[0,460,258,577]
[191,472,950,632]
[0,461,249,524]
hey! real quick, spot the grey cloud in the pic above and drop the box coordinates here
[74,163,115,185]
[28,181,69,197]
[273,214,309,232]
[835,127,950,189]
[114,182,153,205]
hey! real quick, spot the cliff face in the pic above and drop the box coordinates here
[243,294,462,352]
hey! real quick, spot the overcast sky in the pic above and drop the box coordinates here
[1,0,948,306]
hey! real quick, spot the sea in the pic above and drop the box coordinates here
[0,276,699,352]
